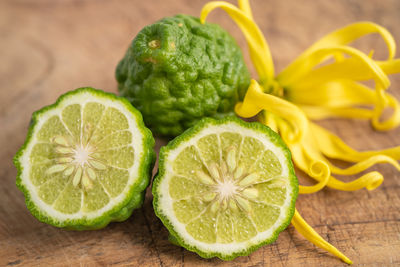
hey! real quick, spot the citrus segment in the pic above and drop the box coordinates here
[82,179,110,212]
[186,207,218,243]
[197,134,220,165]
[37,173,69,205]
[252,149,282,178]
[232,210,257,242]
[82,102,105,144]
[37,116,70,142]
[98,167,129,197]
[172,146,204,177]
[220,132,242,162]
[95,146,135,169]
[169,176,211,200]
[216,210,234,243]
[173,198,208,224]
[61,104,81,138]
[250,202,280,232]
[95,130,132,151]
[53,180,82,214]
[239,136,265,170]
[30,162,54,186]
[153,117,298,260]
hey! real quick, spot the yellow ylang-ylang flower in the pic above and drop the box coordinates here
[201,0,400,264]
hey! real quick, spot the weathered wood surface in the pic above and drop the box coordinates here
[1,0,399,266]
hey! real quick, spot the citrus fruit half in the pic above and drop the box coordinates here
[14,88,155,229]
[152,117,298,260]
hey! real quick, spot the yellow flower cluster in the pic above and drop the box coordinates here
[201,0,400,264]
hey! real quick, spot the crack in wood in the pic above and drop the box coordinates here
[6,259,21,266]
[311,218,400,229]
[141,207,163,267]
[180,247,184,267]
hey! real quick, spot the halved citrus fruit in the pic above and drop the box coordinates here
[14,87,155,229]
[152,117,298,260]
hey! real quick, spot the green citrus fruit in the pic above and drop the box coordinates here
[14,88,155,230]
[152,117,298,260]
[116,15,250,137]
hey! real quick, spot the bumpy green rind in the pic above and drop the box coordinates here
[152,116,298,260]
[116,15,250,137]
[14,87,155,230]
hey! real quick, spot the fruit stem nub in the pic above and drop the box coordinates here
[148,39,161,49]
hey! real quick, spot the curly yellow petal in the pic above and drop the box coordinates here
[310,122,400,161]
[298,160,331,194]
[371,88,400,131]
[200,1,274,82]
[279,21,396,82]
[278,45,389,88]
[330,155,400,175]
[294,58,400,85]
[378,58,400,75]
[238,0,253,19]
[235,80,308,144]
[271,118,331,194]
[258,111,279,132]
[291,209,353,265]
[327,172,384,191]
[299,106,374,120]
[287,80,376,108]
[273,119,393,192]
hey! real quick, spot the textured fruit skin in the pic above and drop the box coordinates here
[116,15,250,137]
[152,116,299,260]
[13,88,155,230]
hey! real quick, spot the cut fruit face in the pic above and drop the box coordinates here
[153,117,298,260]
[14,88,155,229]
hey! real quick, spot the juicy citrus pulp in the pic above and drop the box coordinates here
[152,117,298,260]
[14,88,155,229]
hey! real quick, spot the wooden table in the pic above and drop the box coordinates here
[1,0,399,266]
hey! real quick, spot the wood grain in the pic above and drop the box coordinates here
[1,0,399,266]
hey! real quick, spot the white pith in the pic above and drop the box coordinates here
[74,145,91,165]
[218,181,237,198]
[19,92,144,221]
[158,122,294,255]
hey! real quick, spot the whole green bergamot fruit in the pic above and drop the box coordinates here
[116,14,250,137]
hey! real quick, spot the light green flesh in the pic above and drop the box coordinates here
[29,102,135,215]
[170,132,287,244]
